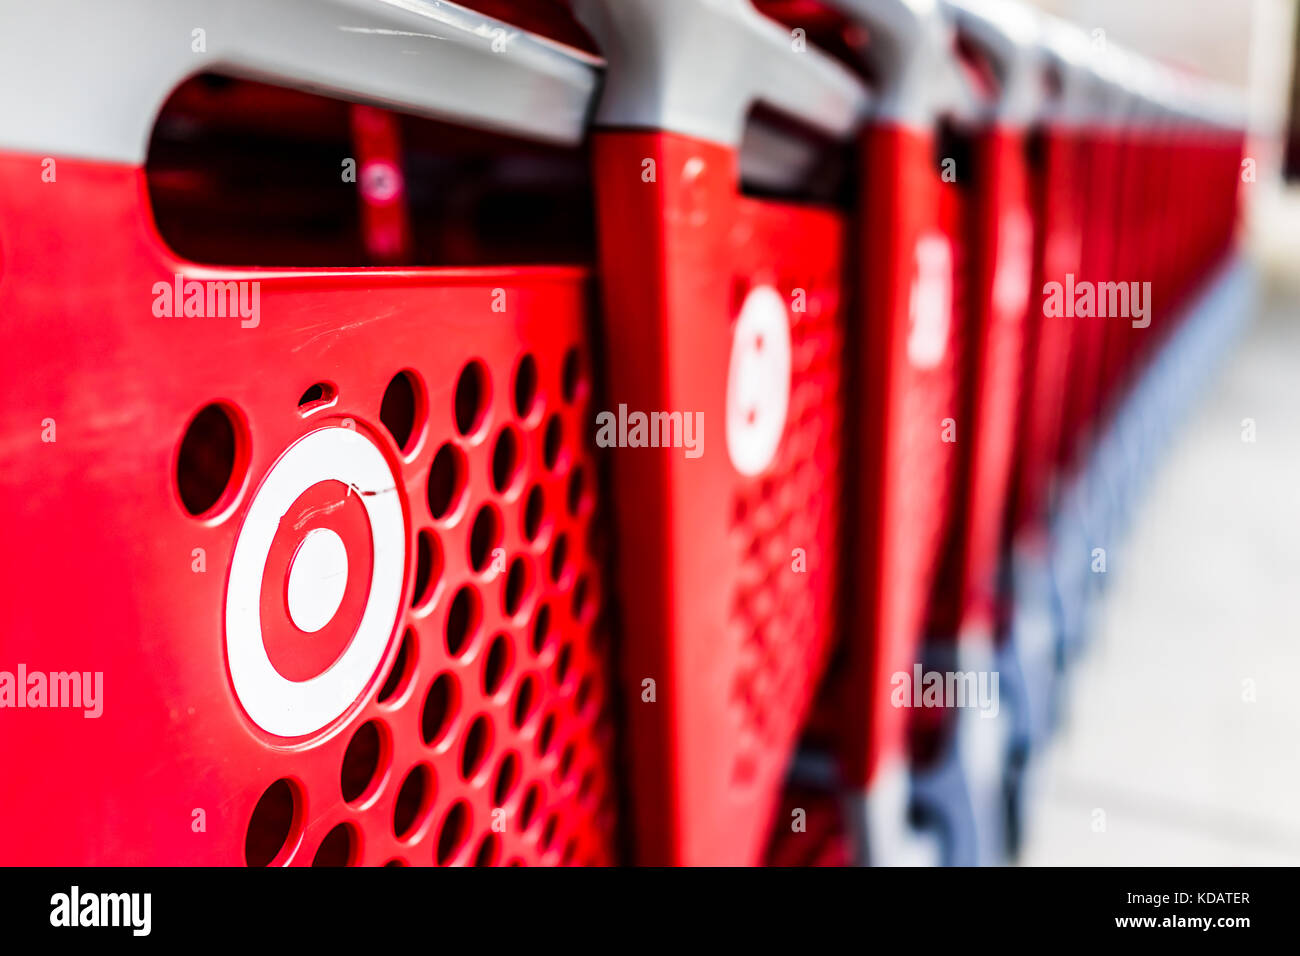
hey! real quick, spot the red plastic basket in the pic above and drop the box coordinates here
[841,122,968,791]
[1059,108,1124,471]
[0,0,618,867]
[928,125,1035,641]
[1012,119,1085,537]
[575,0,866,865]
[779,5,972,864]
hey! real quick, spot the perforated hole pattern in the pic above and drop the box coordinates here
[246,345,618,866]
[727,273,845,787]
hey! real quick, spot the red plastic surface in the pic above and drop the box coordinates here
[931,128,1035,636]
[591,131,846,865]
[833,123,965,789]
[1055,124,1243,473]
[764,786,852,866]
[1011,126,1084,535]
[1057,128,1121,472]
[350,105,412,265]
[0,152,619,866]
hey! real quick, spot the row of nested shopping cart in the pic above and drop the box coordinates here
[0,0,1246,865]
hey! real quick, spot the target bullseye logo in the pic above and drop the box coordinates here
[726,285,792,477]
[225,426,406,738]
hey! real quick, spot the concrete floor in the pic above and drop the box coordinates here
[1020,272,1300,865]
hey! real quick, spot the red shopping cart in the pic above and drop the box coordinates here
[896,0,1044,867]
[997,14,1093,856]
[1057,57,1128,474]
[1011,24,1089,542]
[573,0,867,865]
[927,0,1040,645]
[1094,52,1168,424]
[759,0,976,865]
[0,0,618,866]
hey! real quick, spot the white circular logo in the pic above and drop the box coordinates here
[907,232,954,369]
[225,427,406,738]
[726,285,792,477]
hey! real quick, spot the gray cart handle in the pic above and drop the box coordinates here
[0,0,601,163]
[570,0,869,146]
[940,0,1042,127]
[828,0,978,128]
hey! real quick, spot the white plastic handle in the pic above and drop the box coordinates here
[570,0,869,146]
[0,0,601,162]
